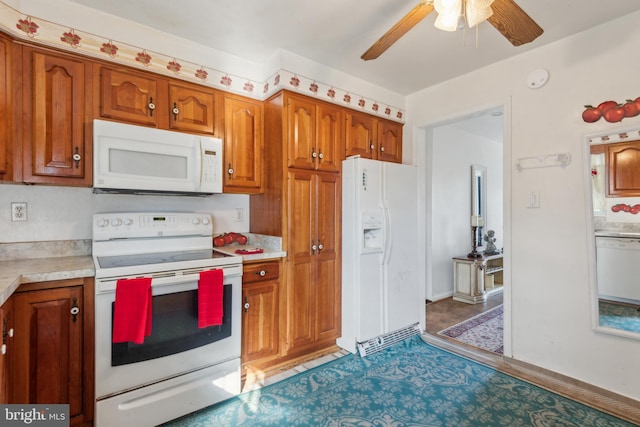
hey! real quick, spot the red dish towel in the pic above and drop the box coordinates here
[112,277,153,344]
[198,269,224,328]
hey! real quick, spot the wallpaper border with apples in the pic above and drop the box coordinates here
[0,2,404,123]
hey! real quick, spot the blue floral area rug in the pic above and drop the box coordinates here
[599,300,640,333]
[163,335,634,427]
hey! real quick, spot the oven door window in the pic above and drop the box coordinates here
[111,284,232,366]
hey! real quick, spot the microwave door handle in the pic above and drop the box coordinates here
[197,138,204,188]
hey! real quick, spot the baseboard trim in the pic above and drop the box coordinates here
[421,333,640,425]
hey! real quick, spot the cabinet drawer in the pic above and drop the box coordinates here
[243,262,279,283]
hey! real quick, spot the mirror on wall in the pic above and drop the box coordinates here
[589,137,640,339]
[471,164,487,245]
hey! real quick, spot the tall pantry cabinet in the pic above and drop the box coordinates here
[251,91,342,358]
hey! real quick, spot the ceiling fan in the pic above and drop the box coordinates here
[361,0,543,61]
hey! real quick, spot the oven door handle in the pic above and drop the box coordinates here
[96,272,215,293]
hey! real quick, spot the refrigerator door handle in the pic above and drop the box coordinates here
[382,206,392,265]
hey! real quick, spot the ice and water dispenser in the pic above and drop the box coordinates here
[361,210,384,253]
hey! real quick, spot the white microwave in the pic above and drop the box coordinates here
[93,120,223,196]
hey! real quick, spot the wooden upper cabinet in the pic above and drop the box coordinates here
[607,141,640,197]
[377,119,403,163]
[96,65,221,135]
[286,94,341,172]
[22,47,92,186]
[223,94,263,193]
[286,95,316,170]
[168,81,220,135]
[315,103,342,172]
[98,67,160,127]
[346,111,403,163]
[345,111,376,159]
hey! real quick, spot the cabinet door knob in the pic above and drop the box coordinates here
[380,146,385,152]
[243,298,250,312]
[370,143,375,150]
[318,243,324,251]
[318,152,324,160]
[311,149,318,159]
[73,147,81,168]
[228,163,234,177]
[172,102,179,120]
[257,270,267,277]
[148,97,155,116]
[1,344,5,356]
[70,298,80,323]
[311,242,317,253]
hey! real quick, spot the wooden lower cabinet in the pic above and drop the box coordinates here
[10,278,94,427]
[0,297,13,403]
[241,260,281,374]
[286,170,341,355]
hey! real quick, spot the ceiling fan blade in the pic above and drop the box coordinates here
[361,1,434,61]
[487,0,543,46]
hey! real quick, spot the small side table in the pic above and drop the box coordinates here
[452,254,503,304]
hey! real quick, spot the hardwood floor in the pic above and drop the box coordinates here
[425,292,503,335]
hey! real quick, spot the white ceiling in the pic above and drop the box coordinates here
[66,0,640,96]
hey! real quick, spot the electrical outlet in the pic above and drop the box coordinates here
[11,202,27,222]
[235,208,244,222]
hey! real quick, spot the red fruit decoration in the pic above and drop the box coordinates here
[236,234,248,245]
[583,97,640,123]
[213,235,225,246]
[597,100,617,113]
[623,99,640,118]
[582,106,601,123]
[603,105,625,123]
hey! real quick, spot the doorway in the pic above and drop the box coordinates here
[420,103,508,354]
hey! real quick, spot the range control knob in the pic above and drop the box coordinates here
[97,218,109,227]
[111,218,122,227]
[202,217,210,225]
[124,218,134,226]
[192,218,201,225]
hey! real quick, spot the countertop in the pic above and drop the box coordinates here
[0,234,285,307]
[214,245,286,262]
[0,255,95,306]
[595,230,640,237]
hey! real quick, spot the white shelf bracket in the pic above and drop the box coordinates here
[516,152,571,171]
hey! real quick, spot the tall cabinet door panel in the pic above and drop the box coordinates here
[286,96,316,170]
[97,67,160,127]
[314,172,341,341]
[224,95,263,192]
[23,48,91,185]
[287,171,315,350]
[316,104,342,172]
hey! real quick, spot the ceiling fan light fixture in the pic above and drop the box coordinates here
[434,0,462,31]
[465,0,494,28]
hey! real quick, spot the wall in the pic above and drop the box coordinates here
[1,184,250,242]
[428,125,503,301]
[407,12,640,400]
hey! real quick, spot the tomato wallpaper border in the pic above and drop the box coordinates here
[582,98,640,123]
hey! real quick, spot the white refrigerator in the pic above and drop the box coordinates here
[337,156,424,354]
